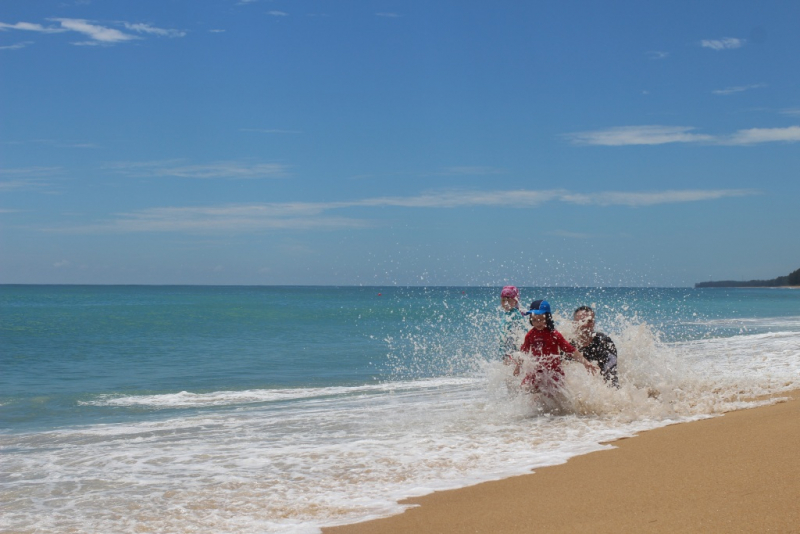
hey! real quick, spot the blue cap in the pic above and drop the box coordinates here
[523,299,551,316]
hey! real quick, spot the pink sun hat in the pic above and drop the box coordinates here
[500,286,520,299]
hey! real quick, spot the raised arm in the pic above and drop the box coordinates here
[556,331,597,375]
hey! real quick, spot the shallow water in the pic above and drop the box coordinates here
[2,286,799,533]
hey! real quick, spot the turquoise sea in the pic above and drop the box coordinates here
[2,285,799,533]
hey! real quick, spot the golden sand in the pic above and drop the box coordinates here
[325,391,800,534]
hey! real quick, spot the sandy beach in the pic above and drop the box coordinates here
[325,390,800,534]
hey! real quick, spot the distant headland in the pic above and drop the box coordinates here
[695,268,800,288]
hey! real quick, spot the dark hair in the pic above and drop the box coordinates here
[573,305,594,318]
[529,312,555,331]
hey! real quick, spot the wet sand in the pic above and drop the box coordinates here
[324,390,800,534]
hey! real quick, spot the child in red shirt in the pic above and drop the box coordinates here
[513,300,596,392]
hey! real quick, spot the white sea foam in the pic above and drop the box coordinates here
[78,377,477,408]
[690,315,800,331]
[2,326,799,534]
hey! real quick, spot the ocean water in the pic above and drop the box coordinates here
[1,285,799,533]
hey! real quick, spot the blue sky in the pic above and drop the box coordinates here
[1,0,799,286]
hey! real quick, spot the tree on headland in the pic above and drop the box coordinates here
[695,267,800,288]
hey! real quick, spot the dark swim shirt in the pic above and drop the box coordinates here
[576,332,619,387]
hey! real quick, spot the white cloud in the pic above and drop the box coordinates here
[565,125,800,146]
[433,166,507,176]
[724,126,800,145]
[646,51,669,60]
[0,166,61,176]
[0,41,33,50]
[353,190,561,209]
[550,230,595,239]
[712,83,766,95]
[780,108,800,116]
[56,142,98,148]
[240,128,302,134]
[53,188,759,234]
[560,189,756,206]
[2,138,97,148]
[363,188,760,209]
[51,18,138,44]
[108,160,290,179]
[564,125,714,146]
[267,11,289,17]
[1,18,185,45]
[61,204,369,233]
[0,167,60,191]
[701,37,744,50]
[0,180,41,191]
[0,21,65,33]
[122,23,186,38]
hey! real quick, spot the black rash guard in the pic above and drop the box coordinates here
[576,332,619,388]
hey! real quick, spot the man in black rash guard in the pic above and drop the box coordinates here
[571,306,619,388]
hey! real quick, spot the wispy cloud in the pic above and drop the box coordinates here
[550,230,596,239]
[57,142,99,148]
[0,180,47,192]
[0,21,65,33]
[353,190,562,208]
[107,160,290,179]
[240,128,302,134]
[646,51,669,60]
[701,37,744,50]
[58,205,370,233]
[52,188,759,234]
[0,166,61,177]
[565,125,800,146]
[267,11,289,17]
[0,166,60,191]
[122,22,186,38]
[559,189,756,206]
[433,166,508,176]
[780,108,800,116]
[725,126,800,145]
[0,18,185,46]
[0,41,33,50]
[564,126,714,146]
[712,83,766,95]
[51,18,138,44]
[2,138,98,148]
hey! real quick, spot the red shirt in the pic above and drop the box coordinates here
[520,328,576,373]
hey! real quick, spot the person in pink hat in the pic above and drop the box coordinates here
[498,286,527,363]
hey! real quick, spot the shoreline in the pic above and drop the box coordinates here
[324,390,800,533]
[695,285,800,289]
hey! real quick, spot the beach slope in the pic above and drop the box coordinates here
[325,391,800,534]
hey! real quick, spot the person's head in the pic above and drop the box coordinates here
[573,305,595,335]
[500,286,520,311]
[525,300,555,331]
